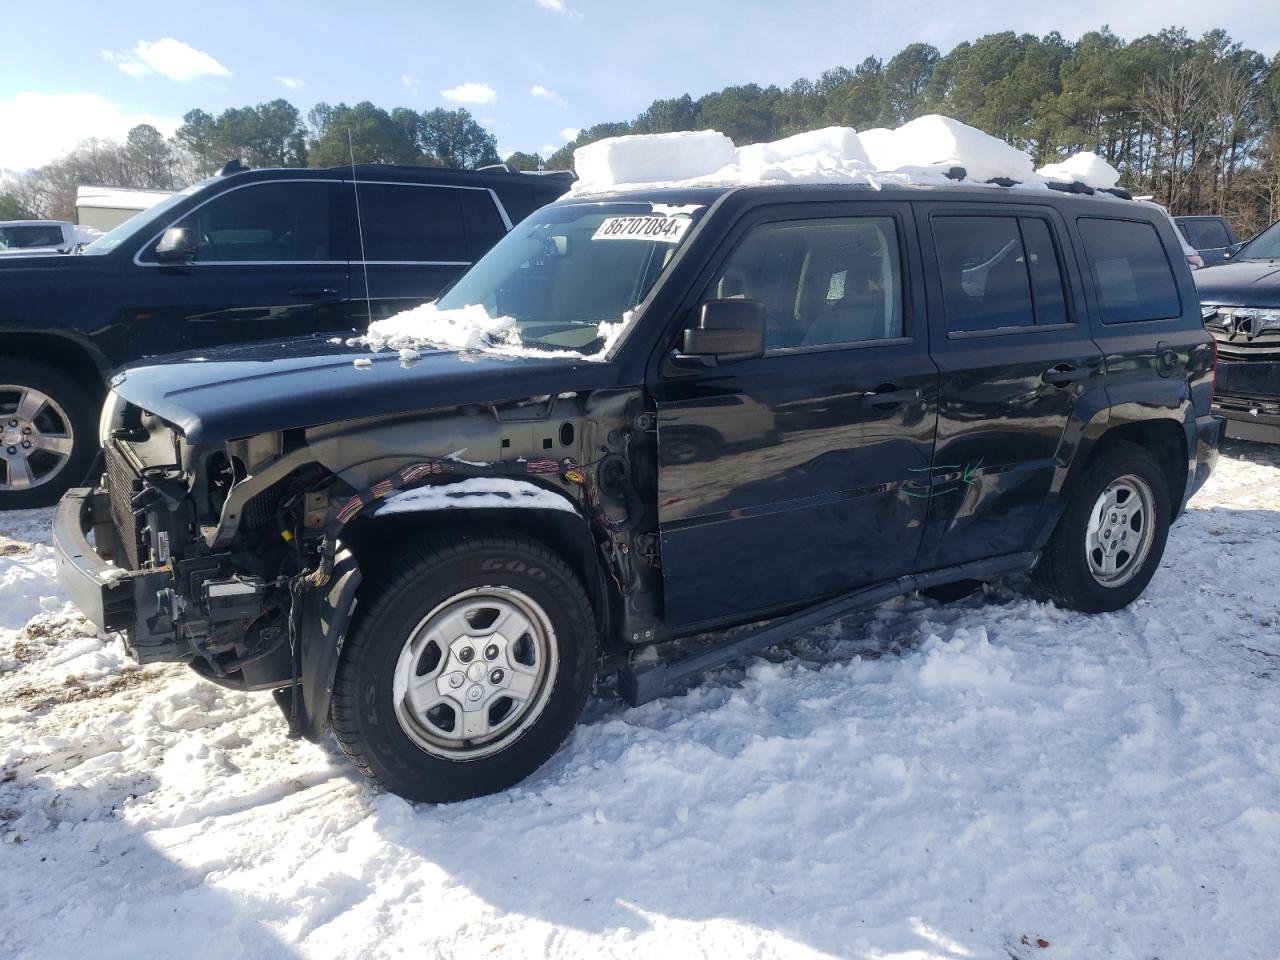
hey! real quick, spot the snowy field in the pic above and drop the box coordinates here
[2,443,1279,960]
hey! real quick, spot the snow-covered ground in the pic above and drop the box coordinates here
[2,444,1279,960]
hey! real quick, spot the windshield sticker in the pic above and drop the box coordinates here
[593,216,692,243]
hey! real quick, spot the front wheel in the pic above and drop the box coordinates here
[1034,441,1171,613]
[0,361,98,510]
[330,533,597,803]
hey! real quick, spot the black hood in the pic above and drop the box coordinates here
[111,336,623,444]
[1193,259,1280,308]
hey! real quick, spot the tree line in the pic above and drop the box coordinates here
[4,25,1278,235]
[548,27,1280,235]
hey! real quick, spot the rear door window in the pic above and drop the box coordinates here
[356,183,467,262]
[1077,217,1181,324]
[932,215,1069,333]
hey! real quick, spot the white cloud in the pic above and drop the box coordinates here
[530,85,566,107]
[0,92,180,172]
[402,74,420,92]
[533,0,567,12]
[560,127,581,142]
[109,37,230,82]
[277,76,305,89]
[540,144,557,155]
[441,82,497,105]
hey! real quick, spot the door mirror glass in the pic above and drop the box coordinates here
[681,299,766,364]
[155,226,198,263]
[543,235,572,259]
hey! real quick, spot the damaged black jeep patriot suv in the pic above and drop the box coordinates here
[55,181,1223,802]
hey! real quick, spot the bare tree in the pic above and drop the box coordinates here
[1206,59,1258,213]
[1137,59,1216,212]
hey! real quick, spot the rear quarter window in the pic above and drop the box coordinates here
[1077,217,1181,324]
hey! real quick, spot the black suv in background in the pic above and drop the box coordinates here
[1195,217,1280,441]
[56,181,1222,802]
[0,163,571,508]
[1175,215,1240,266]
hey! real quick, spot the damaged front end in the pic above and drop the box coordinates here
[55,384,663,739]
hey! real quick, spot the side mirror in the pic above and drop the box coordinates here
[678,299,766,366]
[155,226,198,263]
[1224,241,1245,260]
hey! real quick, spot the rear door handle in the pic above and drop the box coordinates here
[862,385,922,409]
[1042,363,1089,387]
[289,287,340,298]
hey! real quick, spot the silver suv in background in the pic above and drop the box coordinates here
[0,220,85,255]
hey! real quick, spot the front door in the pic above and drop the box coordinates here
[650,205,939,631]
[127,179,350,353]
[912,203,1104,569]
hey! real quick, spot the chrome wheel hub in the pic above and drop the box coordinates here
[0,385,75,493]
[392,586,557,759]
[1085,474,1156,587]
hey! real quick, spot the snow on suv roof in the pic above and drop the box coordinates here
[569,115,1127,201]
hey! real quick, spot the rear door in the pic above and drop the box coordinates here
[345,182,506,324]
[913,202,1102,570]
[128,179,351,352]
[650,203,938,630]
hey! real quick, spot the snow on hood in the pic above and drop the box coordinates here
[570,114,1122,196]
[365,302,520,353]
[357,302,627,364]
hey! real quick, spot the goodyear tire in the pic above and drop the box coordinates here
[330,532,596,803]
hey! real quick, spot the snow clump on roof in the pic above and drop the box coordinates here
[570,114,1122,196]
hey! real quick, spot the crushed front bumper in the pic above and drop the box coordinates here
[53,487,176,660]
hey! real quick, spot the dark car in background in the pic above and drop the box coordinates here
[1175,215,1240,266]
[0,162,572,508]
[1195,218,1280,441]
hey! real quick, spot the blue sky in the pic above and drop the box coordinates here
[1,0,1277,171]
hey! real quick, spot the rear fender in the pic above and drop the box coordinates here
[1039,377,1195,551]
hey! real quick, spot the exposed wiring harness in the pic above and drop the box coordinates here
[298,455,592,589]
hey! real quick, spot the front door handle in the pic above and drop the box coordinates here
[862,385,922,409]
[1042,363,1089,387]
[289,287,340,298]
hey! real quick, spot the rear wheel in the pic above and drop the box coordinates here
[0,361,98,510]
[1034,441,1171,613]
[330,533,597,803]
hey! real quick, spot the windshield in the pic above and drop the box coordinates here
[430,200,705,354]
[0,224,64,249]
[81,178,217,254]
[1239,220,1280,261]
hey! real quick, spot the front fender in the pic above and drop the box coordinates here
[298,548,362,743]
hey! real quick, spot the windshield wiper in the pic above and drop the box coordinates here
[517,335,606,354]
